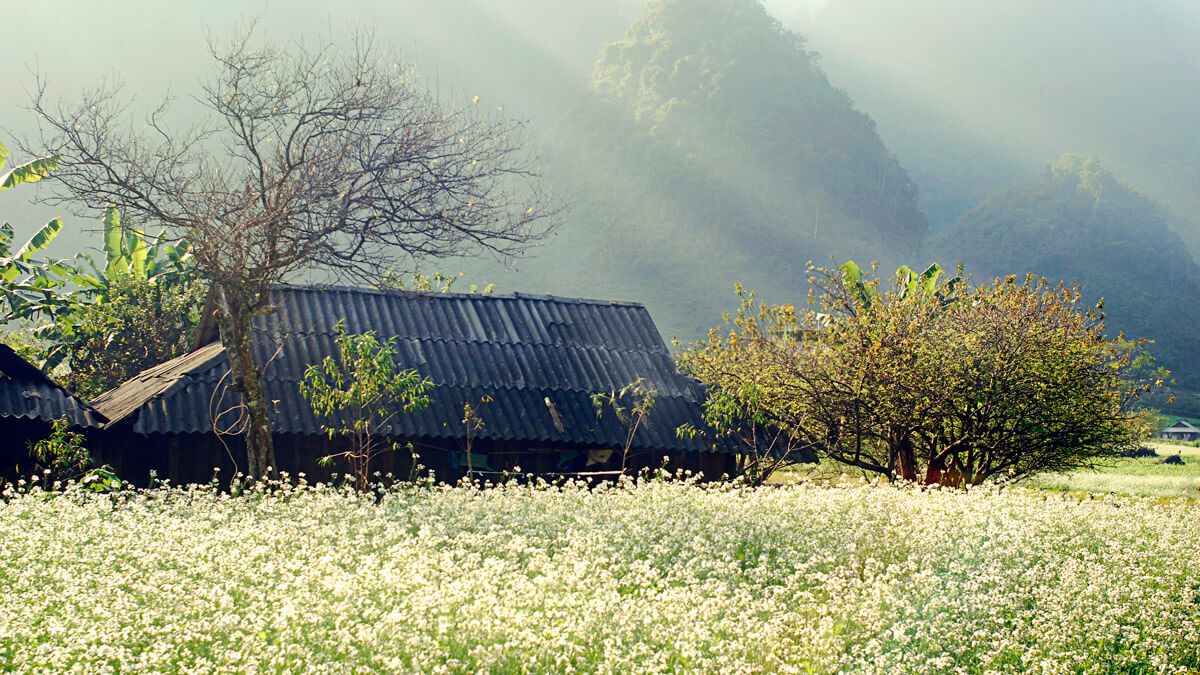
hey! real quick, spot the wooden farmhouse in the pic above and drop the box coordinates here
[89,286,743,485]
[1158,419,1200,442]
[0,344,106,482]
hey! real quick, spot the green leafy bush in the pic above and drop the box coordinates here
[300,320,434,490]
[27,417,90,482]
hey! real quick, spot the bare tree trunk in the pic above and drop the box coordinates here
[215,285,276,479]
[923,456,944,486]
[890,427,918,482]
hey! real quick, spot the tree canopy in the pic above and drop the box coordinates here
[678,262,1154,486]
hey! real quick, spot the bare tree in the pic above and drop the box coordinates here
[24,27,562,478]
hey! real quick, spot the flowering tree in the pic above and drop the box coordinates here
[678,262,1158,486]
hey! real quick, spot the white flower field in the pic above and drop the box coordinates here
[1,478,1198,674]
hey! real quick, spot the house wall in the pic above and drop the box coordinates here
[91,430,739,487]
[0,418,53,484]
[1160,431,1200,442]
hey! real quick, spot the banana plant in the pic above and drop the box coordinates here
[897,262,963,308]
[838,260,881,310]
[31,206,197,371]
[0,141,76,324]
[70,205,193,302]
[2,141,200,373]
[0,140,58,191]
[840,260,962,312]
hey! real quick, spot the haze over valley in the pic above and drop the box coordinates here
[5,0,1198,402]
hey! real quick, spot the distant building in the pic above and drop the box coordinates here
[0,344,106,481]
[91,286,772,485]
[1159,419,1200,442]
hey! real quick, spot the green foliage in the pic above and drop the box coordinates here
[677,383,811,486]
[0,141,59,190]
[100,205,147,280]
[76,466,128,494]
[27,418,91,483]
[2,159,204,393]
[7,205,204,394]
[679,261,1157,486]
[16,418,126,493]
[300,320,435,490]
[0,220,65,284]
[46,274,204,398]
[0,222,73,321]
[76,206,196,295]
[591,377,656,472]
[0,140,77,325]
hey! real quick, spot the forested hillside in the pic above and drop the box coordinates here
[934,155,1200,393]
[465,0,927,340]
[792,0,1200,245]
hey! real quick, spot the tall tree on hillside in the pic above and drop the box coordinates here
[25,28,561,478]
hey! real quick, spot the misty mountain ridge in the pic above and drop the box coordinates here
[934,154,1200,392]
[791,0,1200,249]
[6,0,1197,393]
[488,0,1200,393]
[462,0,927,339]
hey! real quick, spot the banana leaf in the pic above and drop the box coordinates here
[102,206,127,277]
[12,218,64,263]
[917,263,942,295]
[0,153,60,191]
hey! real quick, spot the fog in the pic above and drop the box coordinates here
[4,0,1198,258]
[787,0,1200,237]
[1,0,645,256]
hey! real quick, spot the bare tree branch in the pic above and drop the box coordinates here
[24,26,564,477]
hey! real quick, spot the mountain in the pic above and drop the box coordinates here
[789,0,1200,247]
[464,0,928,341]
[934,155,1200,393]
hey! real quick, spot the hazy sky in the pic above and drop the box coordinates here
[4,0,1199,258]
[1,0,641,254]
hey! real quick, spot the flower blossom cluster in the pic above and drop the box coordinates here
[1,479,1197,673]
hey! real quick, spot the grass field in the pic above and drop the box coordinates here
[776,443,1200,501]
[1146,440,1200,457]
[1028,442,1200,500]
[2,479,1198,673]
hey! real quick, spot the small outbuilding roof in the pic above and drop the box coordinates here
[92,286,726,453]
[0,344,106,428]
[1162,419,1199,432]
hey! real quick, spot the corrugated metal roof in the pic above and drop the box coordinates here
[93,287,728,453]
[89,341,227,427]
[0,344,106,428]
